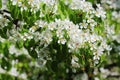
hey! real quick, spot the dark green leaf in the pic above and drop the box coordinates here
[1,58,12,71]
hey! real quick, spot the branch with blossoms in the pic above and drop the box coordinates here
[0,0,120,80]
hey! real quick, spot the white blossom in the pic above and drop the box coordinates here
[95,4,106,19]
[71,55,80,68]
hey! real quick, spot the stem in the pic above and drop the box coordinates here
[85,66,94,80]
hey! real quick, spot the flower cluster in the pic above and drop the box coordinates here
[10,0,57,13]
[112,11,120,23]
[26,18,111,65]
[0,14,9,29]
[10,0,40,12]
[68,0,106,30]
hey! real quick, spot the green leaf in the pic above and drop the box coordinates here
[1,58,12,71]
[0,0,2,8]
[0,74,15,80]
[16,40,23,49]
[0,41,3,53]
[3,44,9,57]
[29,50,38,59]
